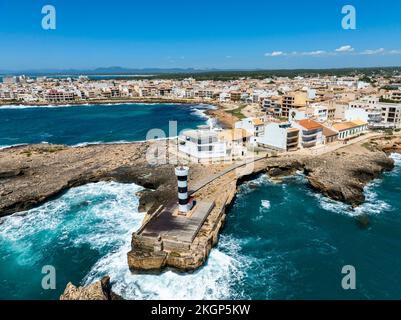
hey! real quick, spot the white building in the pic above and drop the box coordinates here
[178,129,227,160]
[258,122,299,151]
[292,119,324,148]
[345,108,370,123]
[178,128,250,161]
[332,120,369,140]
[235,117,265,138]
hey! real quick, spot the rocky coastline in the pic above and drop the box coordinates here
[60,276,123,300]
[1,134,400,299]
[2,135,398,219]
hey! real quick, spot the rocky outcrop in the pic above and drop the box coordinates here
[60,276,123,300]
[304,145,395,206]
[0,142,205,218]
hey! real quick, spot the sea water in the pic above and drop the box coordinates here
[0,102,400,299]
[1,154,400,299]
[0,103,212,148]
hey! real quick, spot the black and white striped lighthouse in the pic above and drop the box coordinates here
[175,166,190,213]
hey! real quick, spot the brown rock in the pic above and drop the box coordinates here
[60,276,122,300]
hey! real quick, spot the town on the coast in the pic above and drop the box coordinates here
[1,72,401,161]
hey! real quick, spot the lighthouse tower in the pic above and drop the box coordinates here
[175,166,190,213]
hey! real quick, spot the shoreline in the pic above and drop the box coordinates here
[0,100,224,150]
[0,98,237,130]
[1,135,400,299]
[0,97,214,107]
[1,135,400,218]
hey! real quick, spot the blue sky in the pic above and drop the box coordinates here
[1,0,401,70]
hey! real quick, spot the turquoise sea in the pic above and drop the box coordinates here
[0,104,400,300]
[0,103,211,147]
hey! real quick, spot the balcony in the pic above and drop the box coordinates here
[302,140,317,148]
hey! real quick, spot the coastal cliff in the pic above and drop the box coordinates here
[1,135,400,279]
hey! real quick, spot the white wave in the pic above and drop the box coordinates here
[390,153,401,175]
[261,200,271,210]
[190,105,219,129]
[313,179,392,217]
[0,143,28,150]
[72,140,134,147]
[0,104,89,109]
[83,234,250,300]
[354,182,392,216]
[0,181,144,266]
[313,193,354,216]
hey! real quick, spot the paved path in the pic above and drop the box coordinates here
[189,155,267,194]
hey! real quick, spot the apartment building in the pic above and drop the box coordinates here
[235,117,265,138]
[344,107,383,127]
[45,89,75,103]
[262,96,282,116]
[383,91,401,102]
[292,119,324,148]
[230,91,242,102]
[380,103,401,129]
[281,91,308,117]
[258,122,299,151]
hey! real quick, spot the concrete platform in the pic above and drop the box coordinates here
[138,200,215,245]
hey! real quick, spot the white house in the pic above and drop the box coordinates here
[235,117,266,138]
[178,129,227,160]
[288,108,307,122]
[178,128,252,161]
[344,108,369,122]
[332,120,369,140]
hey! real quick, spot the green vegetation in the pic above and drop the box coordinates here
[21,150,32,157]
[39,146,64,153]
[380,97,399,103]
[385,129,394,136]
[226,105,247,119]
[362,142,375,152]
[169,252,181,258]
[359,76,372,83]
[111,67,401,81]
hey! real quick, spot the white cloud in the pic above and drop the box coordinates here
[335,45,354,52]
[301,50,327,56]
[388,49,401,55]
[265,51,285,57]
[225,55,232,59]
[360,48,385,55]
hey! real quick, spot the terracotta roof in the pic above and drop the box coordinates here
[332,120,367,131]
[351,120,368,126]
[297,119,323,130]
[322,126,338,137]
